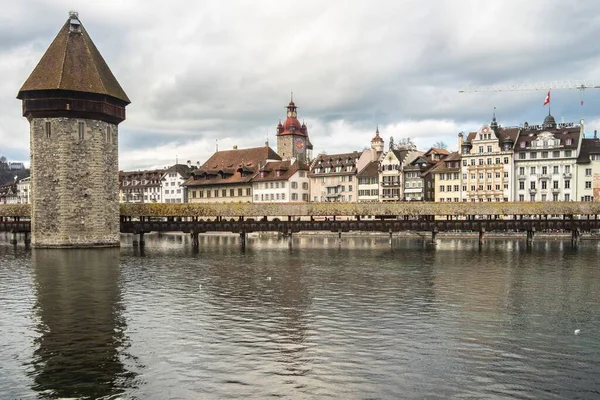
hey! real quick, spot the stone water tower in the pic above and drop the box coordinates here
[17,12,130,248]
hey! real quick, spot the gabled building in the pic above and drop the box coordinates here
[513,114,582,202]
[357,161,379,202]
[184,146,281,203]
[160,163,194,203]
[576,134,600,202]
[424,152,462,202]
[120,169,165,203]
[276,97,313,164]
[309,152,360,202]
[16,176,31,204]
[252,159,310,202]
[378,148,420,201]
[403,148,448,201]
[574,131,600,201]
[0,182,17,204]
[460,114,517,202]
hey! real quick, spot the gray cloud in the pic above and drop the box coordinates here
[1,0,600,169]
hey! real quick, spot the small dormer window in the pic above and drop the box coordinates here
[69,12,81,33]
[520,141,526,148]
[566,138,572,145]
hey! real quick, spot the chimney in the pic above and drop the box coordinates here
[595,130,598,139]
[458,132,464,150]
[187,160,191,168]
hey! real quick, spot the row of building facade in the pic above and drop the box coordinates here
[120,103,600,205]
[4,100,600,206]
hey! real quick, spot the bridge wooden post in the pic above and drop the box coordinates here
[132,234,139,247]
[24,232,31,246]
[571,228,581,244]
[10,231,17,245]
[479,228,486,245]
[526,228,535,244]
[191,231,199,248]
[288,228,292,248]
[431,227,438,244]
[389,228,393,245]
[139,232,145,248]
[338,229,342,243]
[240,231,246,249]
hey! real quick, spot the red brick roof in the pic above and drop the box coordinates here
[184,146,281,187]
[252,160,308,182]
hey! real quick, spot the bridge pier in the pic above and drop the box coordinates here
[132,232,145,248]
[431,228,438,244]
[288,229,292,248]
[571,228,581,245]
[479,228,486,245]
[24,232,31,246]
[10,231,17,245]
[191,231,199,248]
[240,231,246,249]
[526,229,535,244]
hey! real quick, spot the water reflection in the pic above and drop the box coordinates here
[30,248,134,399]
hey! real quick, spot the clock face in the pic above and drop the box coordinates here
[295,137,305,153]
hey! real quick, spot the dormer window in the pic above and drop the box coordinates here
[520,141,526,148]
[69,12,81,33]
[566,138,572,145]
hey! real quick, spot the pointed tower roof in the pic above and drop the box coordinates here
[17,12,130,104]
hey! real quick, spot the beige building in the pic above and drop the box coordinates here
[184,146,281,203]
[309,152,360,202]
[425,152,462,202]
[460,114,517,202]
[576,135,600,201]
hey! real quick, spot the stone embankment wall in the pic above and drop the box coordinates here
[29,117,119,247]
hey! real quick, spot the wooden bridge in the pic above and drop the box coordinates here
[2,202,600,246]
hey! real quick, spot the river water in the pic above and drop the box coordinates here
[1,233,599,399]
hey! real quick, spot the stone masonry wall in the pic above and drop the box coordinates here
[30,117,119,247]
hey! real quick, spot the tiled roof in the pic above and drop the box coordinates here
[161,164,194,180]
[252,160,308,182]
[515,126,580,151]
[184,146,281,187]
[577,138,600,164]
[424,152,461,175]
[119,169,165,188]
[357,160,379,178]
[17,15,130,103]
[465,127,519,146]
[309,151,361,176]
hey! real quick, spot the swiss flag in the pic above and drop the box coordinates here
[543,91,550,106]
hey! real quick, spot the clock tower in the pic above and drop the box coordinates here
[276,95,313,163]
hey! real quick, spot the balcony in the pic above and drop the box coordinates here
[539,174,550,180]
[552,188,560,194]
[518,175,526,180]
[563,173,572,179]
[529,188,537,195]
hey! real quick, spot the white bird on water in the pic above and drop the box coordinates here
[266,277,272,281]
[574,329,581,335]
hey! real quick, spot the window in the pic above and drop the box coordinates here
[530,152,537,159]
[470,159,475,166]
[487,185,492,191]
[530,167,536,175]
[542,151,548,159]
[270,194,274,200]
[463,160,467,166]
[230,189,235,197]
[447,185,452,192]
[292,193,298,201]
[78,122,84,140]
[495,158,500,164]
[276,194,280,200]
[439,185,445,192]
[479,173,483,179]
[45,121,51,138]
[238,188,243,196]
[553,151,560,158]
[519,153,526,159]
[495,172,501,178]
[553,166,559,174]
[479,146,484,153]
[487,146,493,153]
[566,139,572,146]
[302,182,308,190]
[206,190,211,198]
[222,189,227,197]
[565,193,570,201]
[541,166,547,175]
[275,182,279,189]
[487,158,492,165]
[553,181,559,189]
[487,173,492,179]
[565,150,572,157]
[530,182,536,189]
[454,173,459,180]
[214,190,218,198]
[454,185,459,192]
[291,182,298,189]
[192,191,197,198]
[503,157,509,164]
[519,182,525,190]
[586,181,592,189]
[565,180,571,189]
[519,194,524,201]
[479,159,484,165]
[565,165,571,173]
[541,181,547,190]
[246,188,251,196]
[586,168,592,176]
[302,193,308,201]
[199,190,204,198]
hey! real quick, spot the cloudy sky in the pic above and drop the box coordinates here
[2,0,600,170]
